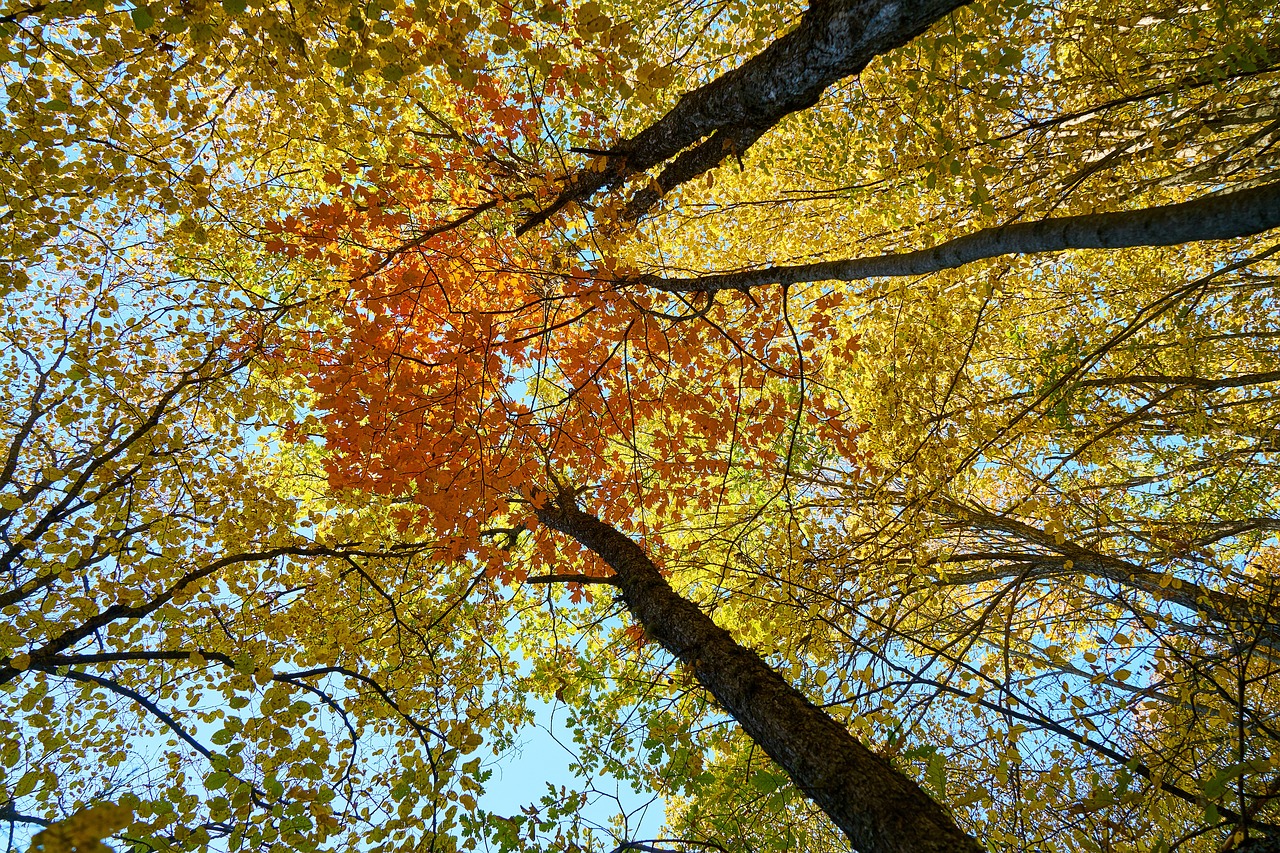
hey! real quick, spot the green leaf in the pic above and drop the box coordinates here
[749,770,786,793]
[221,0,248,14]
[129,6,154,29]
[189,21,215,42]
[926,752,947,798]
[14,770,39,798]
[1203,758,1272,799]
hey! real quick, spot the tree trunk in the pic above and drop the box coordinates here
[534,495,983,853]
[518,0,970,233]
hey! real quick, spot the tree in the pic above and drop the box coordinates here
[4,0,1280,850]
[1,3,649,848]
[0,215,532,853]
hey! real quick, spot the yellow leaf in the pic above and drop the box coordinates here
[14,769,39,798]
[30,803,134,853]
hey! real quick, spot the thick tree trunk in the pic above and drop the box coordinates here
[518,0,970,234]
[640,179,1280,292]
[534,495,983,853]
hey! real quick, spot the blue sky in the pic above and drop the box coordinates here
[479,696,668,845]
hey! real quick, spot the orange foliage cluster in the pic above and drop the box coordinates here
[274,83,869,580]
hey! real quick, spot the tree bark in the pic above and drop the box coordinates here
[638,178,1280,292]
[534,494,983,853]
[517,0,970,234]
[933,504,1280,651]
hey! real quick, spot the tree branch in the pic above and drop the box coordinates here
[525,573,620,585]
[638,179,1280,292]
[516,0,968,234]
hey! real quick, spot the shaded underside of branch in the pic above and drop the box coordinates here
[639,179,1280,292]
[935,502,1280,649]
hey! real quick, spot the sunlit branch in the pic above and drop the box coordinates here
[641,180,1280,293]
[517,0,969,234]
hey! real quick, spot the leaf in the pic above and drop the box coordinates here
[31,803,134,853]
[749,770,786,794]
[14,770,39,798]
[129,6,154,29]
[925,752,947,798]
[1203,758,1272,799]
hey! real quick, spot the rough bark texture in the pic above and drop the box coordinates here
[517,0,970,234]
[534,495,984,853]
[621,124,768,223]
[640,178,1280,292]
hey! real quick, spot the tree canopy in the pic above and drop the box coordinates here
[3,0,1280,851]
